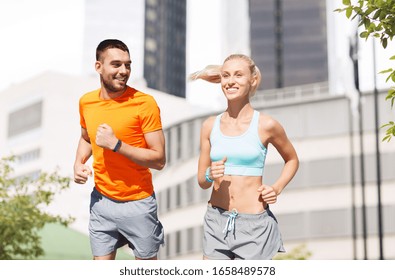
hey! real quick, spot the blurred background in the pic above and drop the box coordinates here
[0,0,394,260]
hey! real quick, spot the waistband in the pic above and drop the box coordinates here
[207,203,268,220]
[92,187,156,203]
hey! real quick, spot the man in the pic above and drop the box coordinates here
[73,39,165,260]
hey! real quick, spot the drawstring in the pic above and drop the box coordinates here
[223,209,238,235]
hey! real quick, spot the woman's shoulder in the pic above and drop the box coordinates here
[202,115,217,129]
[257,112,283,133]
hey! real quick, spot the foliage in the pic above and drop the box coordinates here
[274,244,312,260]
[0,156,73,260]
[335,0,395,141]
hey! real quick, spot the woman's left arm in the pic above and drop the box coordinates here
[262,117,299,196]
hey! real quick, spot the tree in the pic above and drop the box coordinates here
[335,0,395,141]
[0,156,73,259]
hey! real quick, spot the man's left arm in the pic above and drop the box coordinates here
[96,124,166,170]
[124,129,166,170]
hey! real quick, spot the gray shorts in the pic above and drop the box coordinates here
[89,187,164,259]
[203,204,285,260]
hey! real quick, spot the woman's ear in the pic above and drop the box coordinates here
[250,75,258,87]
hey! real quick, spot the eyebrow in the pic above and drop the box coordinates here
[110,60,132,64]
[222,69,244,73]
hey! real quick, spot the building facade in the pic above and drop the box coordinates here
[249,0,328,90]
[144,0,187,98]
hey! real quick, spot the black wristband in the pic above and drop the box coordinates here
[112,139,122,152]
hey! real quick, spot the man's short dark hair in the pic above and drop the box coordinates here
[96,39,130,61]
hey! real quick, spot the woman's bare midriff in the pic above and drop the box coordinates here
[209,175,267,214]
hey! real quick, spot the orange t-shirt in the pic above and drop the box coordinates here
[79,86,162,201]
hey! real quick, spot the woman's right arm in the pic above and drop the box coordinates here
[197,117,215,189]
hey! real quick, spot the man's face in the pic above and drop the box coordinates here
[95,48,131,94]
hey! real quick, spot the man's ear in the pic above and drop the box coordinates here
[95,61,102,74]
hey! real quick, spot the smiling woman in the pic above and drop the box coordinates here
[189,54,299,260]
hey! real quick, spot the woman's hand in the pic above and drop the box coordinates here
[258,184,278,204]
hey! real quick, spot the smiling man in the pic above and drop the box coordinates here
[73,39,166,260]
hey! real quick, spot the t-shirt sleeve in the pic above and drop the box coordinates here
[79,98,87,129]
[139,95,162,133]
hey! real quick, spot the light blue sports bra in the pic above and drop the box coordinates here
[210,110,267,176]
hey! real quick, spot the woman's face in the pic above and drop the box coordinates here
[221,58,255,101]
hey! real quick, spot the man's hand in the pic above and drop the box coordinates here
[96,123,118,150]
[74,163,92,184]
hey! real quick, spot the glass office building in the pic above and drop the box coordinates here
[249,0,328,90]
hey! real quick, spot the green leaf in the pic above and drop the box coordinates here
[369,22,377,32]
[379,68,394,74]
[380,10,388,21]
[382,134,391,142]
[390,55,395,60]
[375,25,383,31]
[373,9,381,19]
[360,31,369,38]
[382,37,388,48]
[346,7,353,18]
[381,121,395,142]
[364,18,372,29]
[386,88,395,99]
[385,73,393,83]
[343,0,351,5]
[365,7,376,16]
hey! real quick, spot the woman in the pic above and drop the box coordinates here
[190,54,299,260]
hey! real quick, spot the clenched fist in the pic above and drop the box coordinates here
[96,123,118,150]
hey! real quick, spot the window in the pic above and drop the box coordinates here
[17,148,41,164]
[8,101,42,137]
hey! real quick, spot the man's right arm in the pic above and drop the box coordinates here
[73,127,93,184]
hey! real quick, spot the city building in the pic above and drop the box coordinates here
[144,0,187,98]
[249,0,328,90]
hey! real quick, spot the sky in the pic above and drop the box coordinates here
[1,0,394,98]
[0,0,85,91]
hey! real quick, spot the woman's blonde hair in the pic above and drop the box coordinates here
[189,54,261,97]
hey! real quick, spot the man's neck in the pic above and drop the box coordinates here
[100,86,127,100]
